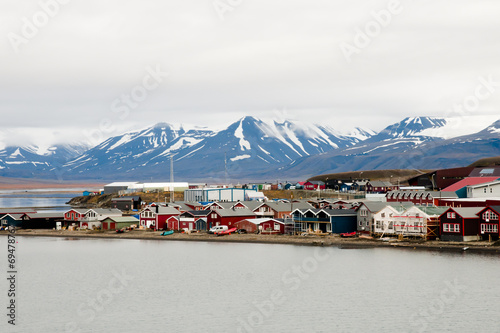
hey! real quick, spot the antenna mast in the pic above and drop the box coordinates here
[170,156,174,202]
[225,152,228,186]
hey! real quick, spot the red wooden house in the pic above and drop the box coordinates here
[177,210,210,231]
[234,218,285,234]
[64,209,88,222]
[303,181,325,191]
[366,181,395,193]
[439,207,483,242]
[253,202,311,219]
[386,191,458,206]
[139,206,180,231]
[477,206,500,241]
[206,208,256,229]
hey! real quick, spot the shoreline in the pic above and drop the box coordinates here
[2,229,500,254]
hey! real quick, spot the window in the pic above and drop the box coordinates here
[376,221,381,229]
[381,213,385,218]
[447,212,456,219]
[482,211,498,220]
[388,221,394,229]
[481,224,498,233]
[444,224,460,233]
[274,223,280,231]
[360,209,368,217]
[211,213,217,219]
[358,221,362,227]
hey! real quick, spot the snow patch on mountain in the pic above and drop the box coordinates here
[419,116,499,139]
[234,120,251,151]
[230,154,251,162]
[9,148,23,158]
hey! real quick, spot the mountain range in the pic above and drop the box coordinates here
[0,116,499,182]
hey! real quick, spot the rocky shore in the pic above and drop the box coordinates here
[2,229,500,254]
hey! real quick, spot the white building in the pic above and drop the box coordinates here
[80,208,122,229]
[466,180,500,198]
[184,188,257,202]
[372,205,405,235]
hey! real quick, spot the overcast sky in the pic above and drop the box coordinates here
[1,0,499,148]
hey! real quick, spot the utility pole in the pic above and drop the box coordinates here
[170,156,174,203]
[224,152,228,186]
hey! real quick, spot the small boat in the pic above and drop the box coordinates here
[340,231,356,238]
[161,230,174,236]
[215,227,237,236]
[115,229,125,233]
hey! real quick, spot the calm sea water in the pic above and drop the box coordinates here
[0,237,499,333]
[0,190,78,211]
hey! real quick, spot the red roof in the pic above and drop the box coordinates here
[442,177,499,192]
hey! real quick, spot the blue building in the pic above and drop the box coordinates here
[292,208,358,234]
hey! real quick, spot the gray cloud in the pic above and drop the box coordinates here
[0,0,499,145]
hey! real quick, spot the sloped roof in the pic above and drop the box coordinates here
[469,166,500,177]
[368,181,394,187]
[143,206,180,215]
[112,196,141,201]
[260,201,297,212]
[166,202,191,211]
[101,216,139,223]
[468,180,500,189]
[485,206,500,214]
[181,210,211,217]
[24,212,65,219]
[66,208,89,214]
[157,206,182,215]
[216,208,256,217]
[237,201,263,210]
[415,206,448,216]
[319,209,357,216]
[385,190,458,198]
[360,201,413,213]
[209,202,235,209]
[442,177,499,192]
[90,208,123,215]
[1,213,25,220]
[236,218,283,225]
[443,207,483,219]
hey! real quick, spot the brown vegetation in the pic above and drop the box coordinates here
[307,169,432,184]
[468,156,500,167]
[67,191,185,208]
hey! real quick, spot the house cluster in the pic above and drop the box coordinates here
[3,165,499,242]
[2,195,500,242]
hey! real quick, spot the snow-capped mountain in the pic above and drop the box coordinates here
[0,143,89,178]
[63,123,215,179]
[277,117,500,179]
[61,116,366,181]
[0,115,498,181]
[367,117,447,141]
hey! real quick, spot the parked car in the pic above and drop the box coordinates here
[208,225,228,234]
